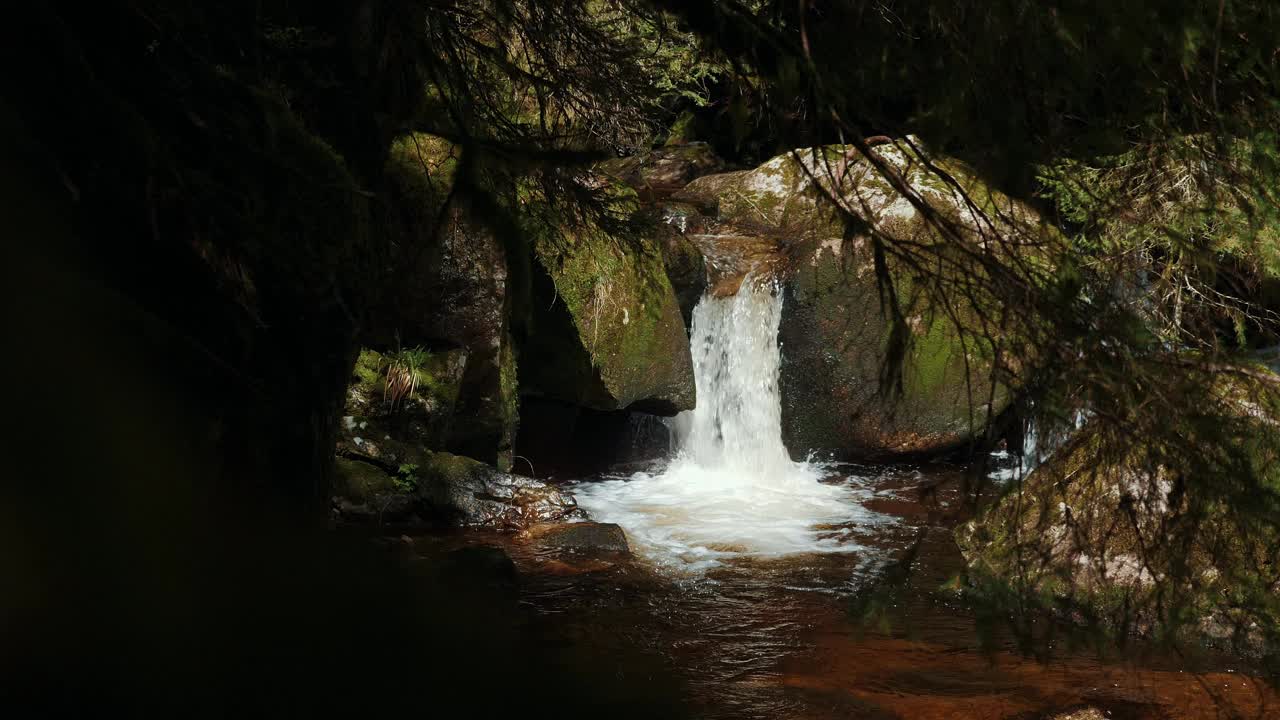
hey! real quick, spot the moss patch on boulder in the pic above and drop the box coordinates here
[780,236,1008,457]
[338,346,469,463]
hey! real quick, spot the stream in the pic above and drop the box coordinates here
[405,285,1277,719]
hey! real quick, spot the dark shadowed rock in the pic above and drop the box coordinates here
[367,133,519,468]
[514,397,672,478]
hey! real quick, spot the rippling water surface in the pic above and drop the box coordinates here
[485,465,1276,719]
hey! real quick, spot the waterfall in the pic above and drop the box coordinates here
[675,279,802,483]
[575,281,886,570]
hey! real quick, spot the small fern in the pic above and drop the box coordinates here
[383,346,432,411]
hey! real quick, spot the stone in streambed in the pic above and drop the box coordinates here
[525,522,631,555]
[332,451,584,530]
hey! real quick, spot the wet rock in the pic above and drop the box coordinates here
[526,522,631,555]
[1044,708,1108,720]
[656,220,707,329]
[676,140,1042,458]
[332,451,585,529]
[597,142,725,199]
[515,184,695,415]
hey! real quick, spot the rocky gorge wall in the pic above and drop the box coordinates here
[332,138,1043,527]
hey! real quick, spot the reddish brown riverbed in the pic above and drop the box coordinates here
[404,464,1277,719]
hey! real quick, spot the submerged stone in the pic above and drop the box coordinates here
[525,522,631,555]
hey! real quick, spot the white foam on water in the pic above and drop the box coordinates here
[574,281,889,571]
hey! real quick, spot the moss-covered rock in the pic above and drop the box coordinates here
[676,140,1040,457]
[780,234,1008,457]
[516,190,695,415]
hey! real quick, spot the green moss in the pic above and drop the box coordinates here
[904,313,961,399]
[333,457,397,501]
[386,132,458,201]
[496,336,519,471]
[353,348,384,389]
[665,110,697,146]
[522,187,695,412]
[421,449,475,484]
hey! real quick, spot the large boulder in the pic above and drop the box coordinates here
[515,188,696,416]
[958,376,1280,642]
[368,133,519,468]
[675,140,1042,458]
[780,237,1007,457]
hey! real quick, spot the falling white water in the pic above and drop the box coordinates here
[575,281,888,571]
